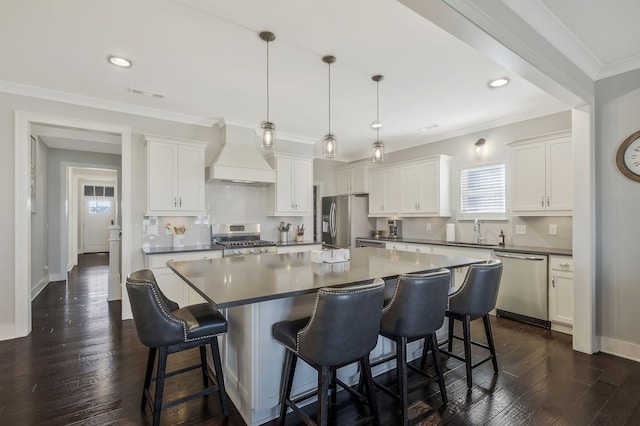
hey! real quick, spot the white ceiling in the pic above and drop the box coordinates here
[2,0,638,160]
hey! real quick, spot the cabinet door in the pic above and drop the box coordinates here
[369,170,385,215]
[336,168,350,195]
[417,160,439,213]
[549,271,573,325]
[292,159,311,213]
[275,157,295,212]
[350,166,367,193]
[546,137,572,212]
[399,166,419,213]
[148,141,178,212]
[511,142,546,212]
[176,144,205,212]
[383,168,399,213]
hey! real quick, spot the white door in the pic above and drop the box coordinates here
[82,184,115,253]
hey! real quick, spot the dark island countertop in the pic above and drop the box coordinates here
[355,237,572,257]
[168,247,484,308]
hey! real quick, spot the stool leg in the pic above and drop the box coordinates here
[397,336,409,426]
[153,347,168,426]
[360,356,380,426]
[278,350,296,426]
[462,315,473,389]
[330,369,337,405]
[318,365,331,426]
[483,314,499,373]
[429,333,448,405]
[141,347,156,411]
[419,336,430,369]
[199,346,209,388]
[447,315,455,352]
[210,338,229,417]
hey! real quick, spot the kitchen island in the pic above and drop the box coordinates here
[168,247,484,425]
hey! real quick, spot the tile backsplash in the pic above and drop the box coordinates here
[142,216,211,248]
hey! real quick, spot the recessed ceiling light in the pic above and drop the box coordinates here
[107,55,132,68]
[488,77,509,88]
[371,121,382,129]
[418,124,439,131]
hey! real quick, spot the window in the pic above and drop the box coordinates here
[88,200,111,215]
[460,164,505,214]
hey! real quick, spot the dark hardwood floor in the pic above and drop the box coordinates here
[1,253,639,425]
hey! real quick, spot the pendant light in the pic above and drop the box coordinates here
[372,75,384,162]
[322,55,337,158]
[259,31,276,150]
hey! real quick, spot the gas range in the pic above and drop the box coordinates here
[211,224,277,258]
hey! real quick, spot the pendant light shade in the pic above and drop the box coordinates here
[259,31,276,150]
[372,75,384,163]
[322,55,336,158]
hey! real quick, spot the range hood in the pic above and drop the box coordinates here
[206,122,276,184]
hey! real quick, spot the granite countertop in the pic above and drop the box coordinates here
[168,247,484,308]
[142,244,222,255]
[355,236,572,257]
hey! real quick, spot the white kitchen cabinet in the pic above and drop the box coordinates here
[276,243,321,254]
[144,250,222,307]
[549,255,573,333]
[336,164,368,194]
[399,156,451,217]
[368,167,399,216]
[146,136,207,216]
[267,154,313,216]
[509,131,572,216]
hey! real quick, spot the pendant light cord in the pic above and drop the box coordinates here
[328,60,331,134]
[266,40,270,122]
[376,79,380,142]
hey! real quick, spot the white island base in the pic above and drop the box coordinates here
[219,288,447,426]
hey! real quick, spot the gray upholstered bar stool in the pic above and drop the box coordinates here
[435,259,503,389]
[272,279,385,426]
[373,269,451,425]
[126,270,229,426]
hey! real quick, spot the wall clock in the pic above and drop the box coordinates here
[616,130,640,182]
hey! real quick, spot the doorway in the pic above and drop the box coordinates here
[14,111,132,338]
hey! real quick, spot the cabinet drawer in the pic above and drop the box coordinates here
[549,256,573,272]
[146,250,222,269]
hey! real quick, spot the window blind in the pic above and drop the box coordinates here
[460,164,505,214]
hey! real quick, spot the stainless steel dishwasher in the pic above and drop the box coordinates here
[494,252,550,329]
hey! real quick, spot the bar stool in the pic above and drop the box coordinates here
[373,269,451,425]
[272,279,385,426]
[126,270,229,426]
[436,259,503,389]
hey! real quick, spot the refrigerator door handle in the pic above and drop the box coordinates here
[330,202,337,239]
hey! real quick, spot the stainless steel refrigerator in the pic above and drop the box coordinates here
[322,194,374,248]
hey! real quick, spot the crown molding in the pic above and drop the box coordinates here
[0,80,217,127]
[217,117,318,145]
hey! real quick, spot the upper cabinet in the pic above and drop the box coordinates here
[336,164,368,194]
[146,135,207,216]
[267,154,313,216]
[399,156,451,217]
[369,155,451,218]
[368,167,399,216]
[509,131,572,216]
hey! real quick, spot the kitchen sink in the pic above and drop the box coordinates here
[448,241,499,248]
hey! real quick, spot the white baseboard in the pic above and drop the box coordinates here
[599,336,640,362]
[31,277,50,301]
[49,273,66,281]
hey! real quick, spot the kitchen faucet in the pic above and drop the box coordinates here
[473,218,485,244]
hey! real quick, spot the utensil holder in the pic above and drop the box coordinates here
[173,234,185,247]
[279,231,288,243]
[296,235,304,242]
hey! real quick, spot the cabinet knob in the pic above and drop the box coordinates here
[541,196,544,207]
[552,276,555,287]
[547,196,550,207]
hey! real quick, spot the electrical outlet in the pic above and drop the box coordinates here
[549,224,557,235]
[426,222,432,231]
[515,224,527,235]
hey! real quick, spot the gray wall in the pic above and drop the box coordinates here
[30,137,48,297]
[315,111,573,249]
[595,69,640,346]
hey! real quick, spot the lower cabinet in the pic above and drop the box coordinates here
[549,256,573,334]
[143,250,223,307]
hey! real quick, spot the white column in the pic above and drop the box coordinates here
[108,224,121,301]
